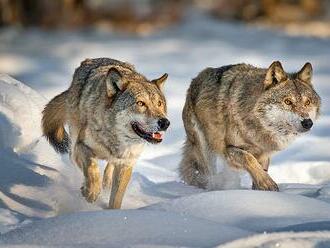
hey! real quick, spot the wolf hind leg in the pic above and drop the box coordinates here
[179,100,213,189]
[179,139,211,189]
[108,165,132,209]
[72,141,101,202]
[103,162,114,190]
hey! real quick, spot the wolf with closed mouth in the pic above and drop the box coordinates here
[42,58,170,208]
[179,61,320,191]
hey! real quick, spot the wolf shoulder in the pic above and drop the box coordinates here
[193,63,268,87]
[189,64,266,101]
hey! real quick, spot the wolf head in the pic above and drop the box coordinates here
[105,67,170,144]
[256,61,321,147]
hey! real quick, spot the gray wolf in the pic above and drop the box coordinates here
[42,58,170,208]
[179,61,320,191]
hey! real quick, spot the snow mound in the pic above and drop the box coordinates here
[0,74,46,151]
[146,190,330,232]
[218,231,330,248]
[0,75,98,233]
[0,74,55,231]
[0,210,251,247]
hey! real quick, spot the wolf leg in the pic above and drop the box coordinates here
[179,100,212,189]
[108,165,132,209]
[81,158,101,202]
[103,162,114,190]
[180,139,210,189]
[225,146,279,191]
[252,157,270,190]
[73,142,101,202]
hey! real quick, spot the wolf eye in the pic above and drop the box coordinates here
[305,99,311,106]
[158,101,162,107]
[137,101,145,107]
[284,99,292,105]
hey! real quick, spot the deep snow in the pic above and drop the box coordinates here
[0,13,330,247]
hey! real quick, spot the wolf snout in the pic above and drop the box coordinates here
[301,118,313,130]
[158,118,170,131]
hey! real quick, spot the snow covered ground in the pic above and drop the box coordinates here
[0,13,330,247]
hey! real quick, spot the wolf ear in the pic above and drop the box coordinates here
[106,67,125,97]
[297,62,313,84]
[264,61,288,89]
[152,73,168,90]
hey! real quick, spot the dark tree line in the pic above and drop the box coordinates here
[208,0,324,22]
[0,0,183,31]
[0,0,328,30]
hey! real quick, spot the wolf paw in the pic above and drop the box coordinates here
[252,176,279,192]
[81,183,101,203]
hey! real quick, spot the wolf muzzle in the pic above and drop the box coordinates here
[158,118,170,131]
[301,118,313,130]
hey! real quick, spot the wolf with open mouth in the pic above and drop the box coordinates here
[42,58,170,208]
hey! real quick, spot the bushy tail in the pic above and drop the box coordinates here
[42,91,70,153]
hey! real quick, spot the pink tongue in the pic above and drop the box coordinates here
[152,132,163,140]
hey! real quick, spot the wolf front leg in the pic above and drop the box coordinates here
[73,142,101,202]
[252,156,270,190]
[225,146,279,191]
[108,165,133,209]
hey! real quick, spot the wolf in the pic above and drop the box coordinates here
[179,61,320,191]
[42,58,170,208]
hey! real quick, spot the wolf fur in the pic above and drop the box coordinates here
[179,61,321,191]
[42,58,170,208]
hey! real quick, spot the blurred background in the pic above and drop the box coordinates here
[1,0,330,37]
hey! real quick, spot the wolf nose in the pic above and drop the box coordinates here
[301,118,313,130]
[158,118,170,131]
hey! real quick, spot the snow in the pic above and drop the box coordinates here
[0,74,45,151]
[146,190,330,232]
[0,210,251,247]
[218,232,330,248]
[0,12,330,247]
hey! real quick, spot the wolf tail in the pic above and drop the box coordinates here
[42,90,70,153]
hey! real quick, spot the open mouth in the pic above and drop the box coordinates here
[131,122,164,144]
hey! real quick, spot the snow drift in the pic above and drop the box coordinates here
[146,190,330,232]
[0,74,45,151]
[0,210,251,247]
